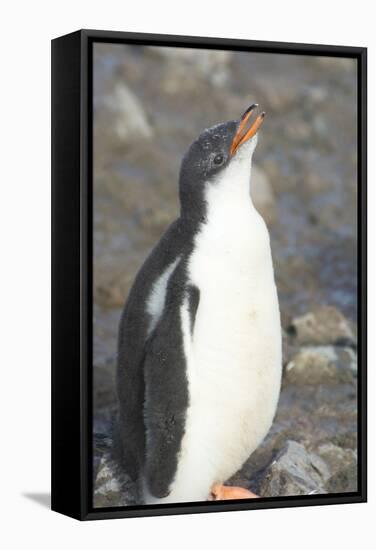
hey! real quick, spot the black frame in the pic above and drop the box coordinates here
[51,29,367,521]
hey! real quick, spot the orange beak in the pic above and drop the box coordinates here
[230,104,266,156]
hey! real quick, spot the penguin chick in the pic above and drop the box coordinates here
[115,105,282,504]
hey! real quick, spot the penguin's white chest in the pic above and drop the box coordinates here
[171,199,282,503]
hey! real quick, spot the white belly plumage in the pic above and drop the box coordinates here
[145,202,282,504]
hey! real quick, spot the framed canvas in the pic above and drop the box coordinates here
[51,29,367,520]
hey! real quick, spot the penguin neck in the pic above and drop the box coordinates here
[178,159,257,233]
[205,159,257,221]
[199,160,271,270]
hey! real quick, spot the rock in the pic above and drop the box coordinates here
[302,85,329,105]
[94,432,140,507]
[94,453,137,507]
[95,265,139,308]
[138,203,177,233]
[103,83,153,142]
[287,306,356,347]
[251,166,276,223]
[96,277,129,309]
[284,118,312,142]
[282,330,299,367]
[316,443,357,493]
[259,440,330,497]
[284,346,356,385]
[148,47,233,90]
[304,171,333,195]
[332,432,357,450]
[253,75,297,111]
[312,112,331,140]
[313,57,356,72]
[326,467,358,494]
[94,360,116,409]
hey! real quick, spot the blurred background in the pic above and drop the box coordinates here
[93,43,358,506]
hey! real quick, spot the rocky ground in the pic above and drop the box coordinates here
[92,44,358,507]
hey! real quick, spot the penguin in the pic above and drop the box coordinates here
[115,104,282,504]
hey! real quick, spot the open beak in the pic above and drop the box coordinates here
[230,104,266,156]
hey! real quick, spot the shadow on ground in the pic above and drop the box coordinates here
[23,493,51,509]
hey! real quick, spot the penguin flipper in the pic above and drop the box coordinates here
[143,272,189,499]
[115,221,185,489]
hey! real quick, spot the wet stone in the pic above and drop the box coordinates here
[315,442,357,493]
[284,346,357,385]
[251,165,277,224]
[287,306,356,347]
[93,431,139,507]
[259,440,330,497]
[100,83,154,143]
[94,453,138,507]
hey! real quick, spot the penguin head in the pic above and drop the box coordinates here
[179,105,265,220]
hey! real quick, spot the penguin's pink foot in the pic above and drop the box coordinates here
[209,483,259,501]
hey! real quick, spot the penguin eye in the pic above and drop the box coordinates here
[213,153,224,165]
